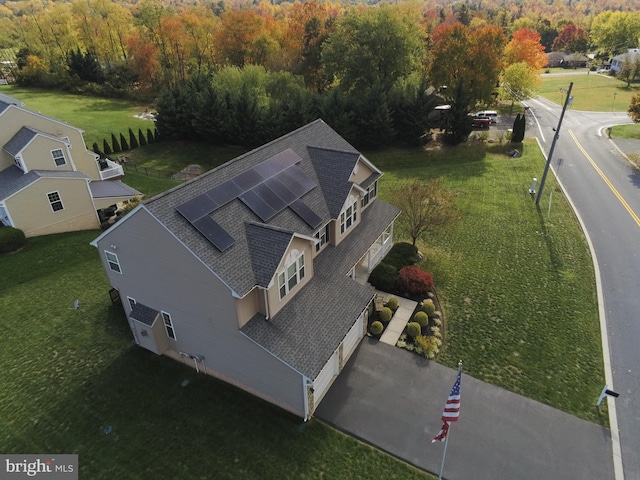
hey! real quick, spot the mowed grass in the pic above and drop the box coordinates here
[539,72,639,111]
[368,141,605,424]
[0,85,153,148]
[610,123,640,139]
[0,231,433,479]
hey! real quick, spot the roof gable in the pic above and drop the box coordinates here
[245,222,294,287]
[0,166,89,201]
[3,126,67,158]
[308,146,360,218]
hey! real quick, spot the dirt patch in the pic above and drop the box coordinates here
[172,164,204,180]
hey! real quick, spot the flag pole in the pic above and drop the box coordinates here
[437,425,451,480]
[437,361,462,480]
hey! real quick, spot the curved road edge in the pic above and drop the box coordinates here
[534,136,624,480]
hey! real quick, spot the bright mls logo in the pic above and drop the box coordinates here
[1,455,77,479]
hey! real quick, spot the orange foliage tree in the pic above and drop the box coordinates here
[504,28,547,71]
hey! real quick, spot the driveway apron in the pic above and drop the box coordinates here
[315,340,614,480]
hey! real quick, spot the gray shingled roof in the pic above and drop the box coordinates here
[308,146,360,218]
[144,119,360,297]
[89,180,142,199]
[4,126,39,156]
[0,100,11,115]
[245,222,294,287]
[0,166,89,200]
[130,303,159,327]
[241,199,400,379]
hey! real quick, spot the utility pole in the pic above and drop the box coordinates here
[535,82,573,205]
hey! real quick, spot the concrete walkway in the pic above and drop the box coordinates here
[377,291,417,346]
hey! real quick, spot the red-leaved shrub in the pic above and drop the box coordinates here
[396,266,434,297]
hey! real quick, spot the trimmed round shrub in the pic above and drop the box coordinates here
[396,265,434,297]
[368,262,398,292]
[379,307,393,323]
[414,311,429,327]
[407,321,421,339]
[369,321,384,336]
[421,299,435,316]
[0,227,26,253]
[386,296,399,310]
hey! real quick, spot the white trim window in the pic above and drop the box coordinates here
[278,250,306,300]
[47,191,64,212]
[162,311,176,340]
[51,148,66,167]
[127,297,136,309]
[14,156,25,172]
[361,181,377,208]
[104,251,122,274]
[315,224,329,252]
[340,196,358,235]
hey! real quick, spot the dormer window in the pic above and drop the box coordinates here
[51,148,66,167]
[315,224,329,252]
[277,250,305,300]
[14,156,25,172]
[361,181,377,208]
[340,195,358,235]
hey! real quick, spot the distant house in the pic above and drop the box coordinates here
[545,51,588,68]
[611,48,640,74]
[91,120,400,420]
[0,94,140,236]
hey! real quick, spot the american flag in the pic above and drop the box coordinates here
[432,366,462,443]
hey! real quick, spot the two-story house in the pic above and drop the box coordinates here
[91,120,400,420]
[0,93,140,236]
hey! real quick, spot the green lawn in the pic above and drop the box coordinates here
[369,141,605,424]
[0,231,433,479]
[0,85,153,148]
[610,123,640,139]
[539,72,639,111]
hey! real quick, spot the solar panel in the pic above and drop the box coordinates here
[290,199,323,229]
[193,216,235,251]
[264,176,297,204]
[254,149,301,178]
[239,189,278,222]
[231,168,264,191]
[252,182,287,212]
[278,166,316,197]
[207,180,243,206]
[176,194,219,222]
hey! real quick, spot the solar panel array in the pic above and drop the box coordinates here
[176,148,323,251]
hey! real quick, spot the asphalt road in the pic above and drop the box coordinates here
[525,96,638,480]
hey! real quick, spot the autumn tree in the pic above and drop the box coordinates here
[500,62,538,113]
[617,54,640,88]
[629,94,640,123]
[552,24,588,53]
[388,178,457,247]
[321,5,426,94]
[504,28,547,71]
[590,11,640,57]
[428,23,505,108]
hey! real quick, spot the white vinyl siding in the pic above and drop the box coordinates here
[51,148,66,167]
[105,250,122,274]
[47,191,64,212]
[162,311,176,340]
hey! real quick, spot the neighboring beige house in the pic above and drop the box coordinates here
[91,120,400,420]
[0,93,140,236]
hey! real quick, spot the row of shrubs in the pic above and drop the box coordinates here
[398,297,443,359]
[90,128,159,157]
[368,296,399,336]
[368,242,434,298]
[0,227,26,254]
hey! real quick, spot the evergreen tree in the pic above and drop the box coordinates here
[317,88,356,143]
[351,82,396,149]
[68,48,105,84]
[443,80,473,146]
[120,133,129,151]
[147,128,155,144]
[129,128,139,149]
[390,76,437,146]
[138,129,147,146]
[92,142,101,155]
[103,139,112,155]
[511,113,525,143]
[111,133,121,153]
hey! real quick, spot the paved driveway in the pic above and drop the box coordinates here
[316,340,614,480]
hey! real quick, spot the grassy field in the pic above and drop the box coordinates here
[539,72,639,111]
[611,123,640,139]
[0,85,153,148]
[0,231,434,479]
[369,141,605,424]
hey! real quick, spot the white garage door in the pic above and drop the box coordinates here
[313,350,339,406]
[343,314,364,361]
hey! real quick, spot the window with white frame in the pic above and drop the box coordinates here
[51,148,66,167]
[162,311,176,340]
[127,297,136,309]
[315,224,329,252]
[47,191,64,212]
[278,250,305,300]
[104,251,122,274]
[361,181,378,208]
[340,196,358,235]
[14,156,25,172]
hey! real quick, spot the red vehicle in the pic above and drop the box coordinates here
[471,116,491,128]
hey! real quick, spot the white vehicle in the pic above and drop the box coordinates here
[475,110,498,123]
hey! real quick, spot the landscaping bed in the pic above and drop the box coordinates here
[396,292,444,359]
